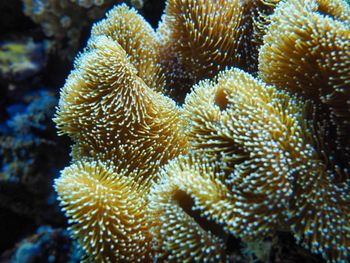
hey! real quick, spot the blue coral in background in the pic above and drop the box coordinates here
[0,90,58,185]
[0,89,70,239]
[0,226,82,263]
[0,88,72,255]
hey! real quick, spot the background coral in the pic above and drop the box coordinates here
[1,91,60,189]
[0,89,71,254]
[0,226,82,263]
[0,38,50,81]
[0,90,68,215]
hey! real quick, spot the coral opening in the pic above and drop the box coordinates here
[316,1,339,19]
[173,189,227,240]
[214,88,229,111]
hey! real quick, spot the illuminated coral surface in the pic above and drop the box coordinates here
[54,0,350,262]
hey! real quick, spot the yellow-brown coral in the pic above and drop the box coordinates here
[54,160,153,262]
[157,0,275,100]
[182,67,350,261]
[258,0,350,161]
[54,18,187,179]
[149,153,229,262]
[183,67,303,238]
[53,1,350,262]
[91,4,164,92]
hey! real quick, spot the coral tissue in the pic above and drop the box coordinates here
[54,0,350,262]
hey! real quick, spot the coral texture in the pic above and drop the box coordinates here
[183,67,350,262]
[91,4,165,92]
[258,0,350,163]
[54,8,187,180]
[54,0,350,262]
[55,161,153,262]
[158,0,276,101]
[149,153,229,261]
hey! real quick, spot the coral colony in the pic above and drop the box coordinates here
[54,0,350,262]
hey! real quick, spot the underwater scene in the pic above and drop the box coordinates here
[0,0,349,262]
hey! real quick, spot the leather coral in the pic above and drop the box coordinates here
[53,1,350,262]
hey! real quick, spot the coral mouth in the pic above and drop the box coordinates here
[174,189,228,242]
